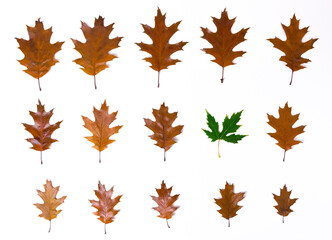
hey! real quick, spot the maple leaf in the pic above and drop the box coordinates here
[16,18,64,91]
[23,100,62,164]
[267,102,305,162]
[34,180,66,232]
[72,16,122,89]
[268,14,318,85]
[215,182,245,227]
[201,9,249,83]
[82,100,122,163]
[151,180,179,228]
[203,110,246,158]
[273,185,298,223]
[89,181,122,234]
[136,8,187,88]
[144,103,183,161]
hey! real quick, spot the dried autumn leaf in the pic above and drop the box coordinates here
[201,9,249,83]
[215,182,245,227]
[267,102,305,162]
[82,100,122,163]
[89,181,122,234]
[72,16,122,89]
[203,110,247,158]
[273,185,298,223]
[268,14,318,85]
[151,180,179,228]
[23,100,62,164]
[136,8,187,87]
[144,103,183,161]
[16,18,64,91]
[34,180,66,232]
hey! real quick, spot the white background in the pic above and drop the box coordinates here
[0,0,331,239]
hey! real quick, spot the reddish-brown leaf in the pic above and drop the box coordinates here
[267,102,305,162]
[215,182,245,227]
[34,180,66,232]
[82,100,122,163]
[151,180,179,228]
[72,16,122,89]
[268,14,318,85]
[273,185,298,223]
[144,103,183,161]
[16,19,64,91]
[23,100,62,164]
[201,9,249,83]
[136,8,187,87]
[89,181,122,234]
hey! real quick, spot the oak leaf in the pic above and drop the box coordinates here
[268,14,318,85]
[16,19,64,91]
[151,180,179,228]
[136,8,187,88]
[34,180,66,232]
[144,103,183,161]
[273,185,298,223]
[23,100,62,164]
[203,110,246,158]
[90,181,122,234]
[267,102,305,162]
[82,100,122,163]
[215,182,245,227]
[201,9,249,83]
[72,16,122,89]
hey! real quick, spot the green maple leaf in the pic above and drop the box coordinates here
[203,110,247,158]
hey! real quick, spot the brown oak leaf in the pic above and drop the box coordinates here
[267,102,305,162]
[89,181,122,234]
[215,182,245,227]
[144,103,183,162]
[273,185,298,223]
[16,19,64,91]
[201,9,249,83]
[268,14,318,85]
[72,16,122,89]
[34,180,66,232]
[136,8,187,88]
[82,100,122,163]
[151,180,179,228]
[23,100,62,164]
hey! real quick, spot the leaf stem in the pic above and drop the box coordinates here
[166,218,170,228]
[290,70,294,85]
[104,223,106,234]
[40,151,43,165]
[157,71,160,88]
[94,74,97,89]
[228,219,230,227]
[218,139,221,158]
[221,67,224,83]
[48,220,51,233]
[38,78,42,91]
[99,151,101,163]
[283,150,286,162]
[282,216,284,223]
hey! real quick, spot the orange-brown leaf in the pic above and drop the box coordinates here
[136,8,187,87]
[273,185,298,223]
[215,182,245,227]
[16,19,64,91]
[23,100,62,164]
[201,9,249,83]
[72,16,122,89]
[267,102,305,162]
[89,181,122,234]
[34,180,66,232]
[151,180,179,228]
[268,14,318,85]
[82,100,122,163]
[144,103,183,161]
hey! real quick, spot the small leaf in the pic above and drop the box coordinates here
[215,182,245,227]
[136,8,187,87]
[273,185,298,223]
[151,180,179,228]
[89,181,122,234]
[34,180,66,232]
